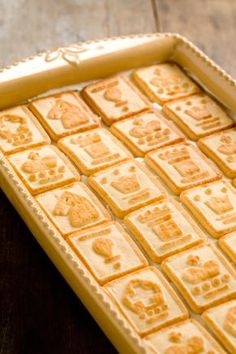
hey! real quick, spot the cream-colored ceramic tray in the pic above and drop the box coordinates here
[0,33,236,354]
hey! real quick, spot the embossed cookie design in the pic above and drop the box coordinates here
[132,63,200,105]
[29,91,100,140]
[36,182,110,235]
[105,267,188,336]
[146,142,222,195]
[124,199,205,262]
[0,105,50,154]
[88,160,166,218]
[198,128,236,178]
[82,76,150,125]
[219,232,236,264]
[67,221,147,284]
[163,93,233,141]
[145,319,225,354]
[58,128,131,175]
[110,109,185,157]
[180,181,236,238]
[162,244,236,313]
[8,145,79,194]
[203,300,236,353]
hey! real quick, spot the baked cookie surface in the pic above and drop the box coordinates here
[132,63,200,105]
[163,93,233,140]
[162,244,236,313]
[146,142,222,195]
[105,267,188,336]
[110,109,185,157]
[219,232,236,264]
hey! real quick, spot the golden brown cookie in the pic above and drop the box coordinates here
[219,232,236,264]
[110,109,185,157]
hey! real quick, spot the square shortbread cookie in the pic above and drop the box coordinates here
[8,145,79,195]
[162,244,236,314]
[88,160,166,218]
[219,232,236,264]
[29,91,100,140]
[110,109,185,157]
[67,221,148,284]
[58,128,131,175]
[0,105,50,154]
[105,267,188,336]
[202,300,236,354]
[36,182,110,236]
[163,93,233,141]
[132,63,200,105]
[146,142,222,195]
[180,180,236,238]
[82,76,151,125]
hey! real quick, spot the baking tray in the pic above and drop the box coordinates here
[0,33,236,354]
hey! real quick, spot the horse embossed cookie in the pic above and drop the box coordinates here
[145,319,225,354]
[29,91,100,140]
[105,267,188,336]
[198,128,236,178]
[132,63,200,105]
[202,300,236,353]
[8,145,79,195]
[0,105,50,154]
[124,199,205,262]
[146,142,222,195]
[36,182,110,236]
[88,160,166,218]
[82,76,150,125]
[180,181,236,238]
[219,232,236,264]
[67,221,148,284]
[163,94,233,141]
[58,128,131,175]
[110,109,185,157]
[162,244,236,313]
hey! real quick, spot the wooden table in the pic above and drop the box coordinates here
[0,1,235,353]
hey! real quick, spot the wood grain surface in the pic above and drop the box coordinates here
[0,1,235,354]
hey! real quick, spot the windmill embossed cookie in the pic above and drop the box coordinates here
[105,267,188,336]
[8,145,79,195]
[132,63,200,105]
[58,128,131,175]
[202,300,236,353]
[0,105,50,154]
[163,94,233,141]
[219,232,236,264]
[110,109,185,157]
[162,244,236,313]
[36,182,110,236]
[67,221,148,284]
[198,128,236,178]
[82,76,150,125]
[88,160,166,218]
[29,91,100,140]
[146,142,222,195]
[124,199,205,263]
[180,181,236,238]
[145,319,225,354]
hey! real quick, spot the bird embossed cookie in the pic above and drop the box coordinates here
[0,105,50,154]
[88,160,166,218]
[67,221,148,284]
[105,267,188,336]
[146,142,222,195]
[110,109,185,157]
[29,91,100,140]
[58,128,131,175]
[124,199,205,262]
[162,244,236,313]
[132,63,200,105]
[163,93,233,141]
[82,76,150,125]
